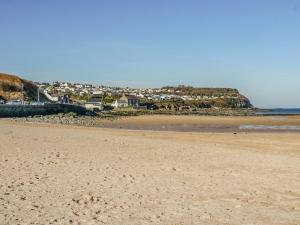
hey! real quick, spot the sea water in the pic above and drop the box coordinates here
[240,108,300,130]
[239,125,300,130]
[256,108,300,115]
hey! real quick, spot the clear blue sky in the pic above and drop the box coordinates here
[1,0,300,108]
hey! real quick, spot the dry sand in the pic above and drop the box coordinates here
[1,117,300,225]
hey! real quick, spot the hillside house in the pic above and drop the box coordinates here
[112,94,140,108]
[111,99,128,108]
[85,97,103,111]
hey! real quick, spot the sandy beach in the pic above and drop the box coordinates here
[1,117,300,225]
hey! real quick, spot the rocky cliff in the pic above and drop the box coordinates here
[147,86,252,109]
[0,73,47,102]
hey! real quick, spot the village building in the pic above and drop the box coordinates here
[111,99,128,108]
[112,94,140,108]
[84,97,103,111]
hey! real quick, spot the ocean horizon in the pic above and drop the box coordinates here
[257,108,300,115]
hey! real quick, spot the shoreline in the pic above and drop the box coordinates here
[4,114,300,133]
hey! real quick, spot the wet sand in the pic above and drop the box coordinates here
[97,115,300,132]
[1,118,300,224]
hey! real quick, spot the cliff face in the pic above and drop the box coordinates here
[0,73,47,101]
[148,86,252,109]
[148,98,252,111]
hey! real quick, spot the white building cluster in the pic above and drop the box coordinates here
[36,81,234,103]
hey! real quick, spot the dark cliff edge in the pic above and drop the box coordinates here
[0,73,48,102]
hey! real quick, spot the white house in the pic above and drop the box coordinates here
[111,99,128,108]
[85,98,103,111]
[111,94,140,108]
